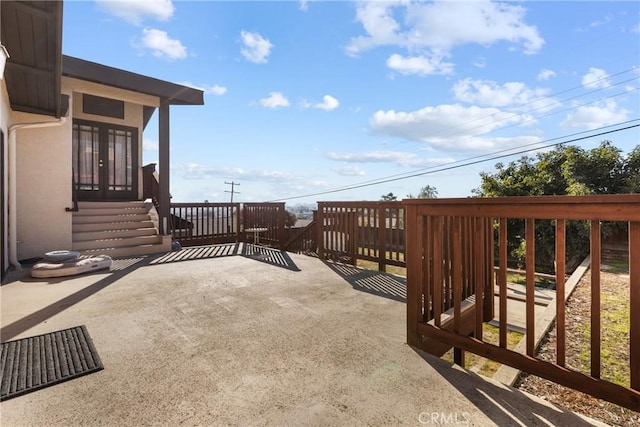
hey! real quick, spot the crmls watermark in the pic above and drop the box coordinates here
[418,412,471,425]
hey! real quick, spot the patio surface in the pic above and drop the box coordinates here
[0,244,605,426]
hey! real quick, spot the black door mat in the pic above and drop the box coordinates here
[1,325,103,401]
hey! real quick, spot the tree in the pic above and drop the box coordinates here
[284,210,298,228]
[380,192,397,201]
[416,185,438,198]
[475,141,639,272]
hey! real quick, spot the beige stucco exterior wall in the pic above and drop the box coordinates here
[1,80,10,272]
[13,104,72,261]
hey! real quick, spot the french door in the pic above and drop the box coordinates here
[72,120,138,201]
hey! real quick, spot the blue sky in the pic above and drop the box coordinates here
[62,0,640,204]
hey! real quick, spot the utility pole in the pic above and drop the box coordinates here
[225,181,240,203]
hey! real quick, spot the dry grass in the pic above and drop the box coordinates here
[516,269,640,426]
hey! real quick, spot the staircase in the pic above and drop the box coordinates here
[72,201,171,258]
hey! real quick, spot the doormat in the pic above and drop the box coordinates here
[1,325,103,401]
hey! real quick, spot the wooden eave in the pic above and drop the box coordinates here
[62,56,204,106]
[1,1,65,118]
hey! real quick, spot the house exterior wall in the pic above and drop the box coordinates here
[10,78,159,261]
[13,105,72,261]
[64,76,158,200]
[1,80,10,275]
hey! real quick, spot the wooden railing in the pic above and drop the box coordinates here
[242,202,286,249]
[405,194,640,411]
[170,202,240,246]
[284,212,318,255]
[316,201,405,270]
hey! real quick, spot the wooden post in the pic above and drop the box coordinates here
[405,204,423,348]
[158,98,170,235]
[630,221,640,390]
[378,205,387,272]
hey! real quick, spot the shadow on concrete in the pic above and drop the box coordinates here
[241,244,300,271]
[413,348,601,426]
[1,244,246,341]
[149,243,240,264]
[0,256,152,341]
[325,260,406,303]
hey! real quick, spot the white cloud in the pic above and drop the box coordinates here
[333,165,366,176]
[581,67,610,89]
[240,30,273,64]
[139,28,187,60]
[258,92,290,108]
[179,82,227,95]
[561,99,629,130]
[299,0,309,12]
[143,138,158,151]
[96,0,174,25]
[631,23,640,34]
[369,104,540,152]
[346,0,544,73]
[386,53,454,76]
[326,150,455,168]
[313,95,340,111]
[452,78,555,112]
[537,69,556,81]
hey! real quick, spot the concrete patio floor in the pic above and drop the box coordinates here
[0,244,605,426]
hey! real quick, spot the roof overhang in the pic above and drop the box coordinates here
[62,56,205,106]
[1,0,66,118]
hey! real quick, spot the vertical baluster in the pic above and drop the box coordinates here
[474,217,484,341]
[422,215,432,322]
[591,220,601,379]
[556,219,566,367]
[526,218,536,356]
[452,216,464,366]
[433,216,443,327]
[499,218,508,348]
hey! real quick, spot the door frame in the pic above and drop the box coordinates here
[72,119,139,201]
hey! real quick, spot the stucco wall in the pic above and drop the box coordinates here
[1,80,9,273]
[13,104,73,261]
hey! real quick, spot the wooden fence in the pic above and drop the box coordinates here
[405,194,640,411]
[316,201,405,271]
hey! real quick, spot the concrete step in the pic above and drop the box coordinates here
[73,228,158,242]
[73,213,151,224]
[74,207,150,217]
[73,235,163,251]
[73,220,156,233]
[77,201,149,210]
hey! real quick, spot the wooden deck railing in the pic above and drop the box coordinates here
[242,202,286,249]
[405,194,640,411]
[284,212,318,255]
[316,201,405,270]
[170,202,240,246]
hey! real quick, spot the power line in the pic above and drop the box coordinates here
[268,120,639,202]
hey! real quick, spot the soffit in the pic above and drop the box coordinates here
[62,56,204,106]
[1,1,64,117]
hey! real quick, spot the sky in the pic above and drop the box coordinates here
[61,0,640,205]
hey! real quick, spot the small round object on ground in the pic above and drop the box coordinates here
[43,250,80,263]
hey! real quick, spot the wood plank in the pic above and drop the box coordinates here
[499,218,508,348]
[630,221,640,391]
[474,217,484,341]
[432,216,443,327]
[591,220,601,379]
[453,216,462,335]
[418,323,640,412]
[526,218,535,356]
[556,219,566,367]
[405,204,422,348]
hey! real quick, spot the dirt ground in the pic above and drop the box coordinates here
[516,270,640,426]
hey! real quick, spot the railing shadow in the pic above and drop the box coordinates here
[149,243,240,264]
[324,260,406,303]
[413,348,601,426]
[241,244,300,271]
